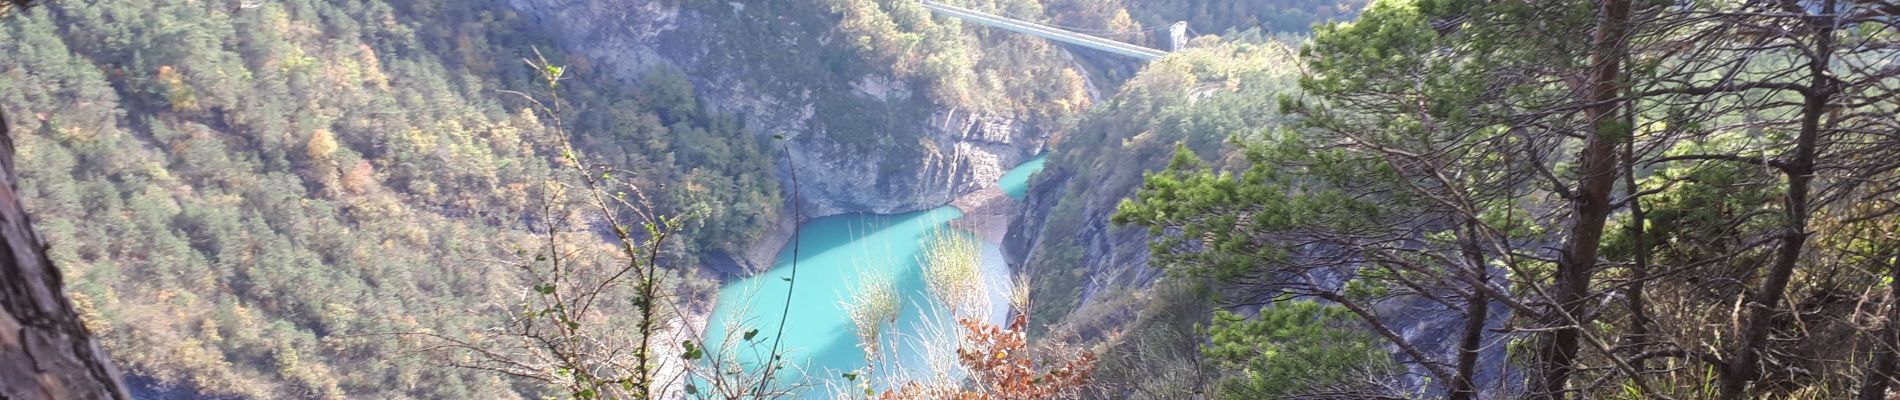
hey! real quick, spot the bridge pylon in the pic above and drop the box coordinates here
[1169,21,1190,51]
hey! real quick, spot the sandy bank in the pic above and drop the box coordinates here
[947,186,1018,246]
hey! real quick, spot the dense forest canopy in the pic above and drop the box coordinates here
[1,0,775,397]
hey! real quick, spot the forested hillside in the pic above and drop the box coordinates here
[0,0,1365,397]
[0,0,775,397]
[1022,40,1318,398]
[0,0,1368,396]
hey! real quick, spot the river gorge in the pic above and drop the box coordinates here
[702,155,1046,397]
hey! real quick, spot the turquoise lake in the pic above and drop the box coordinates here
[997,155,1047,199]
[702,154,1045,396]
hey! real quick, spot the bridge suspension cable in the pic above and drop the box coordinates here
[919,1,1171,60]
[974,6,1171,37]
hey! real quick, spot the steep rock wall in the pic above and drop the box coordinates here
[506,0,1048,218]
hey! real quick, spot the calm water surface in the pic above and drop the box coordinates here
[996,154,1047,199]
[702,155,1045,396]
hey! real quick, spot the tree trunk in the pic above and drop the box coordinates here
[1717,3,1831,397]
[0,110,130,399]
[1859,251,1900,400]
[1620,73,1653,352]
[1449,221,1488,400]
[1531,1,1629,398]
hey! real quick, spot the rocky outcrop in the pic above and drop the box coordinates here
[505,0,1047,218]
[948,186,1015,245]
[0,111,130,399]
[1005,167,1158,308]
[786,109,1037,216]
[506,0,1055,276]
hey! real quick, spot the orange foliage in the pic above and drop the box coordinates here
[306,128,339,161]
[156,65,198,112]
[341,160,375,194]
[878,316,1096,400]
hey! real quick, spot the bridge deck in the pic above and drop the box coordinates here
[920,1,1167,60]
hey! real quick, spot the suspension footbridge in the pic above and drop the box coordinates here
[919,1,1186,61]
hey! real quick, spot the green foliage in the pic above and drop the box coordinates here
[1107,1,1531,395]
[681,340,704,360]
[1116,0,1900,398]
[1203,301,1394,398]
[1604,156,1780,270]
[1022,41,1304,335]
[0,0,766,397]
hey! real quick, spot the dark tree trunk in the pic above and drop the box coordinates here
[1532,1,1630,398]
[0,109,129,399]
[1620,75,1653,352]
[1717,3,1831,397]
[1860,252,1900,400]
[1449,221,1488,400]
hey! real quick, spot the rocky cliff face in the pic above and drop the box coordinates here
[783,108,1039,216]
[1003,149,1166,340]
[505,0,1048,219]
[1007,167,1155,291]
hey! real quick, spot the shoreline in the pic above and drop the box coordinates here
[726,179,1026,330]
[947,186,1018,246]
[948,186,1021,326]
[737,208,799,274]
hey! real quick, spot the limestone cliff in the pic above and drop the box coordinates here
[504,0,1081,272]
[506,0,1051,218]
